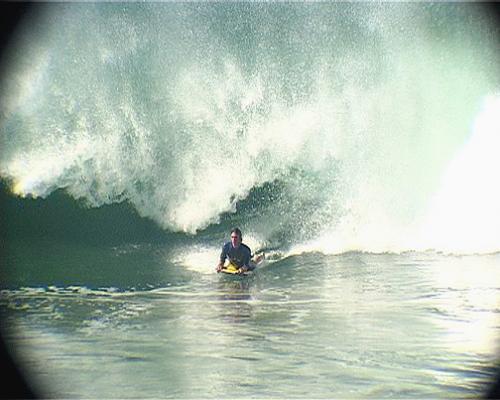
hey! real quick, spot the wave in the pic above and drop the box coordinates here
[1,3,499,255]
[0,181,169,245]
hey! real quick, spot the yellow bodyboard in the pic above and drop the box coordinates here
[221,262,247,275]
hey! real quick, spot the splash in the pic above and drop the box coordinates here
[421,95,500,254]
[289,95,500,256]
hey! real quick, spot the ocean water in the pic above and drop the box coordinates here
[1,236,499,398]
[1,2,499,398]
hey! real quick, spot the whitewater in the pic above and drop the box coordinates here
[0,2,499,398]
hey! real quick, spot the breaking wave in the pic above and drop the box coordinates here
[1,3,499,255]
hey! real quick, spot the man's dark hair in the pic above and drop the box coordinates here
[231,227,242,240]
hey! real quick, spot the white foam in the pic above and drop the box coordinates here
[171,245,220,275]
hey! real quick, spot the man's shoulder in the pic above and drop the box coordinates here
[240,243,251,254]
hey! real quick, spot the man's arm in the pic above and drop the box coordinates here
[216,244,227,272]
[237,245,253,273]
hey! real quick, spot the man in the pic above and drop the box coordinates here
[216,228,263,274]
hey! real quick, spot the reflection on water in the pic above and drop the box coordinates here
[216,278,255,327]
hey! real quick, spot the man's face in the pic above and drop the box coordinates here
[231,232,241,248]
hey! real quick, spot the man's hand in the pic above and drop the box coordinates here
[238,266,248,274]
[216,263,224,273]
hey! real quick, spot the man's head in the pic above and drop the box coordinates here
[230,227,242,248]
